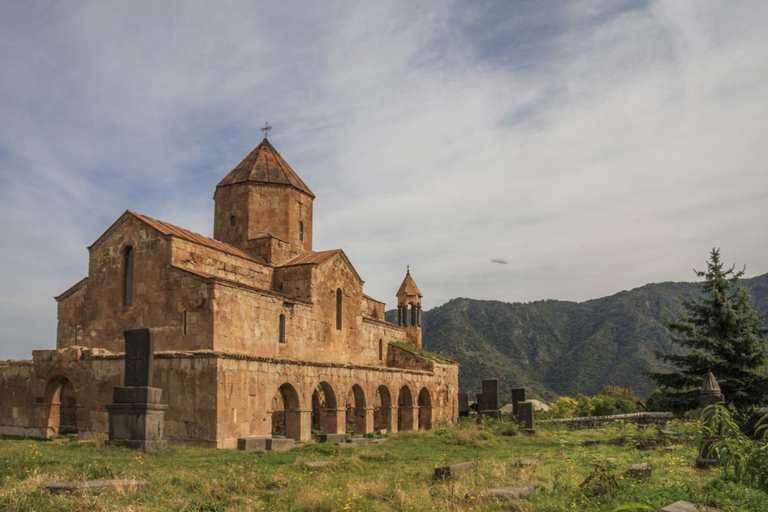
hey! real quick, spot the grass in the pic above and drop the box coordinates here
[1,419,768,511]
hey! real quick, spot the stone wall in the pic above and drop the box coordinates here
[214,352,459,448]
[172,237,272,289]
[0,349,220,446]
[56,216,217,353]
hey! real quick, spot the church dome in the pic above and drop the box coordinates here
[217,138,315,198]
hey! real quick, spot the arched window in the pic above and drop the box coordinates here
[123,246,134,307]
[336,288,342,330]
[299,221,304,242]
[379,339,383,360]
[279,314,286,344]
[230,215,236,228]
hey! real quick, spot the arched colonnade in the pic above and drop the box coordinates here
[269,379,435,442]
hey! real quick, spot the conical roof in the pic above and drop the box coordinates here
[216,138,315,197]
[701,371,721,393]
[397,269,423,298]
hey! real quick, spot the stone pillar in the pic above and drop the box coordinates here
[516,400,535,435]
[389,406,399,433]
[511,388,526,416]
[364,407,375,434]
[320,407,345,435]
[696,372,724,469]
[106,329,167,451]
[458,392,469,417]
[479,380,501,419]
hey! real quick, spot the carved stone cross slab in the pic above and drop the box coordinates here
[123,328,154,387]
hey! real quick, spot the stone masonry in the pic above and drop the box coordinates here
[0,137,460,448]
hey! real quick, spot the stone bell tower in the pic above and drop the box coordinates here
[396,267,423,348]
[213,134,314,265]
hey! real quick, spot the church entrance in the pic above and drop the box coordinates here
[44,376,78,437]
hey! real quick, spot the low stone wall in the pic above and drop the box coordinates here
[541,412,676,429]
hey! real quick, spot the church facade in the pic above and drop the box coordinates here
[0,138,459,448]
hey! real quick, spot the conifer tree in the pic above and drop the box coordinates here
[648,248,768,413]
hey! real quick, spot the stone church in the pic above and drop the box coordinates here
[0,137,459,448]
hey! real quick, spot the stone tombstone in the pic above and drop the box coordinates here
[458,393,470,417]
[511,387,525,415]
[696,371,724,469]
[105,328,167,451]
[124,328,155,387]
[517,400,535,434]
[482,380,500,410]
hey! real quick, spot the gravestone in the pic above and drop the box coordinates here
[511,388,525,415]
[435,461,476,479]
[517,400,535,435]
[696,372,724,469]
[478,379,500,419]
[458,392,469,417]
[105,329,168,451]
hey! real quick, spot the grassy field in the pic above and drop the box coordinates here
[2,419,768,511]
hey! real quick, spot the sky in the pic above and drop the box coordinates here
[1,1,767,360]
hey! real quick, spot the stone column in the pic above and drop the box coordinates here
[696,372,724,469]
[364,407,375,435]
[389,406,399,433]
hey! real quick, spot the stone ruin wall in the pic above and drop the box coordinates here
[0,349,220,446]
[215,354,459,449]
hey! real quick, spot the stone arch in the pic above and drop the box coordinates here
[398,385,414,432]
[374,385,392,432]
[346,384,368,435]
[311,381,340,435]
[43,376,78,438]
[271,382,302,441]
[418,387,432,430]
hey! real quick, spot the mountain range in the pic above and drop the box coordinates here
[388,273,768,403]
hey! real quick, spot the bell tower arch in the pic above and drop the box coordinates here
[396,267,423,348]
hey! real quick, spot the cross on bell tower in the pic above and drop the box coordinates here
[261,121,272,140]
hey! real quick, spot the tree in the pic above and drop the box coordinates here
[647,248,768,413]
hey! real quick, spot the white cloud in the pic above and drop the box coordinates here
[1,0,767,359]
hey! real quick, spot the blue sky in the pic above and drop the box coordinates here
[1,1,767,360]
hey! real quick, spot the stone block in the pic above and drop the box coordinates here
[305,461,331,469]
[511,387,525,415]
[237,436,269,451]
[346,437,369,446]
[465,484,534,500]
[123,329,154,387]
[515,459,538,468]
[516,401,535,430]
[316,433,347,444]
[435,461,476,479]
[458,393,469,417]
[626,463,652,480]
[659,501,720,512]
[266,438,295,451]
[481,380,499,410]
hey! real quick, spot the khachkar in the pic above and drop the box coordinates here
[695,371,724,469]
[106,329,168,450]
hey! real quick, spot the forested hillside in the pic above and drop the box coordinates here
[387,273,768,402]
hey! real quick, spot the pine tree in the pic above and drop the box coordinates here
[647,248,768,413]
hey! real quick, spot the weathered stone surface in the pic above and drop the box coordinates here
[515,459,538,468]
[465,484,534,500]
[237,436,269,451]
[517,401,535,430]
[316,433,347,444]
[47,479,149,494]
[123,329,154,387]
[266,438,295,451]
[435,461,477,479]
[369,438,388,444]
[659,501,720,512]
[346,437,369,446]
[511,387,525,415]
[626,463,652,480]
[636,438,658,450]
[305,461,331,468]
[458,393,469,417]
